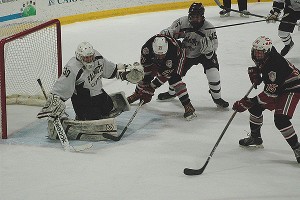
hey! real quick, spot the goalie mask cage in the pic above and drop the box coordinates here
[0,19,62,139]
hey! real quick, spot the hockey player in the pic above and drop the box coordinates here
[219,0,250,18]
[266,0,300,56]
[232,36,300,163]
[159,2,229,108]
[37,41,144,140]
[127,35,197,120]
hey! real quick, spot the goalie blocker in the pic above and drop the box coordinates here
[47,91,130,141]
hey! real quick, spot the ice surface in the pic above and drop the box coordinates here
[1,3,300,200]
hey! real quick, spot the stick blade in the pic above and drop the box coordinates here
[102,133,121,141]
[183,167,204,176]
[183,161,208,176]
[71,143,93,152]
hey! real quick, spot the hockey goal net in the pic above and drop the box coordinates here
[0,19,62,139]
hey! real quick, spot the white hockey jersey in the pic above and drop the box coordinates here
[51,50,116,101]
[161,16,218,58]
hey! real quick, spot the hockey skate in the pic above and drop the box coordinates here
[239,134,263,148]
[127,92,140,104]
[293,145,300,163]
[280,40,294,56]
[183,102,197,121]
[219,9,230,17]
[209,90,229,108]
[157,91,176,101]
[240,10,250,18]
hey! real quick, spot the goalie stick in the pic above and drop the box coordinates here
[37,79,93,152]
[213,0,300,27]
[183,85,254,176]
[53,118,93,152]
[102,100,144,141]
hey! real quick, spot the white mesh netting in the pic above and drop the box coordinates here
[0,20,61,138]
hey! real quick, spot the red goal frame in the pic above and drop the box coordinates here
[0,19,62,139]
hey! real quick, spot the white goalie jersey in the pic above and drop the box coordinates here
[161,16,218,58]
[51,50,117,101]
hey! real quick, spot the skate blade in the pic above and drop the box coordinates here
[184,113,197,121]
[240,144,264,149]
[156,97,176,102]
[216,105,230,110]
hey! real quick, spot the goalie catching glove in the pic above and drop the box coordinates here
[37,93,66,119]
[116,62,144,84]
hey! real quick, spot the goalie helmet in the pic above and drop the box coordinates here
[188,2,205,29]
[152,37,168,59]
[251,36,272,67]
[75,42,95,70]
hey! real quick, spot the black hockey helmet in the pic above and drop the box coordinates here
[188,2,205,29]
[189,2,205,16]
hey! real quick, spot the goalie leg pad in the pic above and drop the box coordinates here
[109,91,131,117]
[48,118,58,139]
[62,118,117,141]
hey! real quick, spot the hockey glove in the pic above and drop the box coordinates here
[117,62,144,84]
[37,93,66,119]
[248,67,262,89]
[232,97,254,112]
[138,84,155,105]
[127,80,149,105]
[266,9,280,23]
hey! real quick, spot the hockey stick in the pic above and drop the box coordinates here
[206,19,266,30]
[37,79,93,152]
[213,0,300,27]
[102,100,144,141]
[172,19,266,36]
[183,85,254,176]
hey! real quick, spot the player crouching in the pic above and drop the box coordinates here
[37,42,144,141]
[127,35,197,120]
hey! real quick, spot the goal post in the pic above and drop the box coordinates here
[0,19,62,139]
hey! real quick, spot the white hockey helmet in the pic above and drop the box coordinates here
[251,36,272,66]
[75,42,95,70]
[152,37,168,56]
